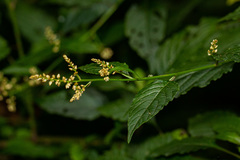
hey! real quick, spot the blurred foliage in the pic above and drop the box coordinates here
[1,0,240,159]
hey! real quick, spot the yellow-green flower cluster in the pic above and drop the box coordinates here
[208,39,218,56]
[0,72,17,112]
[91,58,114,82]
[45,26,60,53]
[30,55,89,102]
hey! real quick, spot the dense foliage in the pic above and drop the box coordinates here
[1,0,240,159]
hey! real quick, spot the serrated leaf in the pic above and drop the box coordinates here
[150,137,220,157]
[212,45,240,62]
[109,62,135,75]
[150,18,217,74]
[128,80,179,143]
[189,111,240,145]
[79,63,102,75]
[0,36,10,61]
[38,89,106,120]
[79,61,135,76]
[125,1,167,58]
[175,62,233,97]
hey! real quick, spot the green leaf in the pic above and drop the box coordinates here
[175,62,233,97]
[125,1,167,58]
[99,144,131,160]
[98,94,134,122]
[131,130,179,160]
[212,45,240,62]
[61,33,102,54]
[79,63,102,75]
[69,144,85,160]
[61,2,110,33]
[3,138,55,158]
[150,137,220,157]
[128,80,179,143]
[0,36,10,61]
[38,89,106,120]
[219,6,240,22]
[109,62,135,75]
[16,2,56,42]
[3,65,34,75]
[189,111,240,145]
[150,18,217,74]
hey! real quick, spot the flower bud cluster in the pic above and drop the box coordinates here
[30,55,89,102]
[45,26,60,53]
[91,58,114,82]
[0,72,17,112]
[208,39,218,56]
[63,54,79,77]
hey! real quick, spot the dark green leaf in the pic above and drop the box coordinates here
[61,33,102,54]
[109,62,135,75]
[79,63,102,75]
[16,2,56,42]
[99,144,132,160]
[0,36,10,61]
[3,139,55,158]
[128,80,179,143]
[212,45,240,62]
[38,89,107,120]
[98,94,134,122]
[3,65,34,75]
[150,137,219,157]
[157,155,207,160]
[175,62,233,97]
[189,111,240,145]
[219,6,240,22]
[125,1,167,58]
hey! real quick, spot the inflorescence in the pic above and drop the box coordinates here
[30,55,98,102]
[208,39,218,56]
[0,72,17,112]
[91,58,115,82]
[45,26,61,53]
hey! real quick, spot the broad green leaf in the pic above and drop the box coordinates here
[79,61,135,76]
[38,89,107,120]
[150,137,220,157]
[79,63,102,75]
[125,1,167,58]
[149,18,217,74]
[3,138,55,158]
[175,62,233,97]
[61,2,110,33]
[109,62,135,75]
[189,111,240,145]
[2,65,35,75]
[99,144,131,160]
[131,130,182,160]
[219,6,240,21]
[157,155,208,160]
[16,2,56,42]
[212,45,240,62]
[128,80,179,143]
[69,144,85,160]
[61,33,102,54]
[98,94,134,122]
[0,36,10,61]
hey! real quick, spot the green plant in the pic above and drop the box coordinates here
[1,0,240,159]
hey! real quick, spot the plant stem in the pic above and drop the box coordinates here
[71,62,225,83]
[88,0,124,37]
[5,0,24,57]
